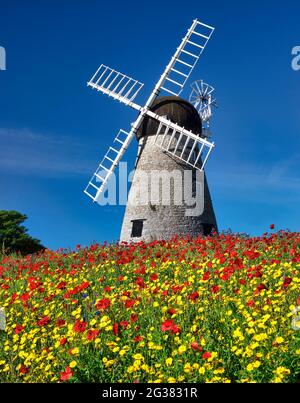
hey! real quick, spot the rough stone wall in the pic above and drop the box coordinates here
[120,133,218,243]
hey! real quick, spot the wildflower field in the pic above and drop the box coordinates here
[0,231,299,383]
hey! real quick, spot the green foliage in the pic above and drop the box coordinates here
[0,210,44,255]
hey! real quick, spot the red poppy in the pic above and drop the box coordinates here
[161,319,181,334]
[135,277,146,289]
[253,270,263,278]
[161,319,174,332]
[244,250,260,260]
[189,291,199,301]
[96,298,111,310]
[56,319,66,327]
[202,351,212,360]
[172,285,183,294]
[135,267,146,275]
[113,322,119,336]
[256,283,267,293]
[120,320,129,329]
[20,292,30,302]
[125,300,135,309]
[20,365,30,374]
[134,335,143,342]
[282,277,292,288]
[37,316,51,327]
[130,314,138,323]
[57,281,67,290]
[60,337,68,346]
[191,341,202,352]
[167,308,177,315]
[87,329,99,341]
[270,224,275,230]
[78,281,90,291]
[60,366,73,382]
[150,273,158,281]
[211,285,220,294]
[15,324,25,334]
[73,320,87,333]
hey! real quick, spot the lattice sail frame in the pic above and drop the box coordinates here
[153,120,214,171]
[84,19,215,203]
[158,20,215,97]
[88,65,144,105]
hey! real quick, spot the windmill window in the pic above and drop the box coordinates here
[131,220,145,238]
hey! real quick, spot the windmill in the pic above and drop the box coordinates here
[84,19,218,242]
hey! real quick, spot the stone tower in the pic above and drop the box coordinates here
[120,96,217,243]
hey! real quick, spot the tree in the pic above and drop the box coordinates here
[0,210,45,255]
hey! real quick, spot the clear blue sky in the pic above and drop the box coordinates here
[0,0,299,250]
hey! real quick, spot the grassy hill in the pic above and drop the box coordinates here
[0,231,299,383]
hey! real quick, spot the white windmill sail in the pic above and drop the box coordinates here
[156,20,215,97]
[87,65,143,109]
[84,129,134,202]
[151,114,215,171]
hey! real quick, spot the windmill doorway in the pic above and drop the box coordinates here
[131,219,146,238]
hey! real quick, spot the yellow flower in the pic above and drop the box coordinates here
[198,366,206,375]
[213,367,225,374]
[274,366,290,376]
[178,345,186,354]
[184,363,192,373]
[253,333,268,342]
[70,347,79,355]
[69,361,77,368]
[165,358,173,366]
[274,336,284,344]
[104,359,115,368]
[246,363,254,371]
